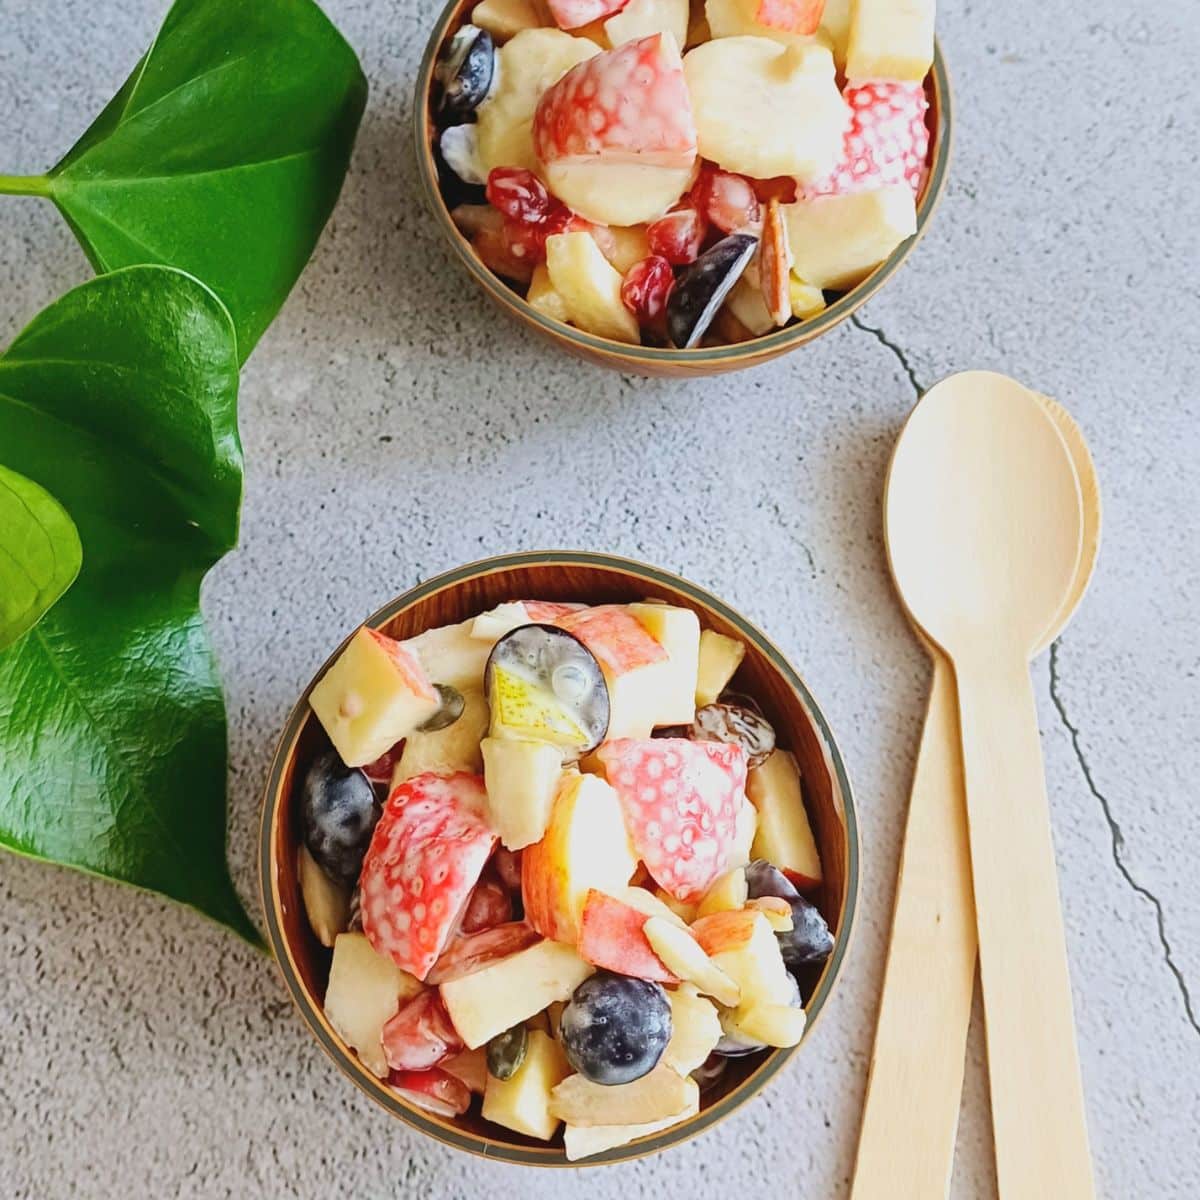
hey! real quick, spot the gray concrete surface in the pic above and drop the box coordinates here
[2,0,1198,1196]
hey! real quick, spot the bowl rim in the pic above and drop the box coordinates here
[413,8,954,365]
[259,550,860,1166]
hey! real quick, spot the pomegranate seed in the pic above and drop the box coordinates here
[486,167,553,223]
[695,165,761,233]
[621,256,676,322]
[502,203,592,265]
[646,208,707,265]
[752,175,798,204]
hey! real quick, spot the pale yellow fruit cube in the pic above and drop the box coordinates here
[309,627,440,767]
[696,866,749,917]
[482,1029,572,1140]
[644,917,741,1007]
[789,274,828,319]
[324,933,423,1078]
[695,629,747,706]
[471,0,549,41]
[297,845,349,948]
[748,749,823,885]
[403,617,493,692]
[440,939,593,1048]
[604,0,689,52]
[846,0,935,83]
[481,735,565,849]
[564,1097,699,1160]
[720,1000,807,1047]
[664,983,723,1074]
[781,185,916,292]
[526,263,570,325]
[550,1063,696,1126]
[545,232,641,343]
[601,225,653,275]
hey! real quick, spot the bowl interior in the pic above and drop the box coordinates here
[414,1,952,371]
[261,552,858,1165]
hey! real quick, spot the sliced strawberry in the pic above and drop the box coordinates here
[596,738,747,902]
[425,921,541,985]
[533,34,697,170]
[556,605,668,675]
[388,1068,472,1117]
[382,990,463,1072]
[546,0,630,29]
[759,198,792,327]
[360,771,497,980]
[458,874,513,933]
[804,80,930,199]
[578,889,679,983]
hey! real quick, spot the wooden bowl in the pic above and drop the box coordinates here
[413,6,952,377]
[260,551,859,1165]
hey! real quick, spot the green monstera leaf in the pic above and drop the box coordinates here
[0,465,82,650]
[0,0,367,361]
[0,266,261,947]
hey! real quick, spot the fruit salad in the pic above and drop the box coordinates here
[429,0,935,348]
[300,600,835,1159]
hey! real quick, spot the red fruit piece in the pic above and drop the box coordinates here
[425,921,541,985]
[360,771,497,980]
[522,601,586,621]
[755,0,824,34]
[546,0,630,29]
[473,225,534,283]
[502,205,591,267]
[533,34,697,170]
[694,165,761,234]
[596,738,748,902]
[389,1068,472,1117]
[361,744,402,784]
[486,167,554,224]
[382,990,463,1072]
[621,256,676,322]
[459,874,513,933]
[578,889,679,983]
[557,605,668,675]
[647,208,707,265]
[804,80,930,199]
[492,846,524,892]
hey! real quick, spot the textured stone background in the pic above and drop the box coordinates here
[2,0,1198,1196]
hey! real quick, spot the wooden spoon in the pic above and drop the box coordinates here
[882,371,1095,1200]
[852,389,1100,1200]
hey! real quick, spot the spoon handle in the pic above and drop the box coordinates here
[953,648,1095,1200]
[851,655,976,1200]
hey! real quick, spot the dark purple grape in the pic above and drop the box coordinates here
[301,750,381,884]
[561,972,671,1085]
[692,703,776,768]
[437,25,495,120]
[667,233,758,348]
[691,1053,728,1091]
[777,893,834,971]
[744,859,800,903]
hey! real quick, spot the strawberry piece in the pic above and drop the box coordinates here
[578,889,679,982]
[388,1068,472,1117]
[759,198,792,327]
[647,207,707,265]
[804,81,930,199]
[360,771,496,980]
[486,167,555,224]
[533,34,697,171]
[459,874,513,933]
[425,921,541,985]
[382,990,463,1072]
[546,0,630,29]
[694,165,761,234]
[557,605,668,675]
[621,256,676,322]
[596,738,747,902]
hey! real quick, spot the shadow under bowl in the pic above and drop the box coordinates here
[260,550,859,1165]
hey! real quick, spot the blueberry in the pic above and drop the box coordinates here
[745,859,833,971]
[744,859,800,903]
[437,25,495,120]
[666,233,758,348]
[560,972,671,1085]
[301,750,381,885]
[777,892,834,971]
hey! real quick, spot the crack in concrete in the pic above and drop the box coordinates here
[1048,640,1200,1036]
[766,498,817,579]
[850,313,925,395]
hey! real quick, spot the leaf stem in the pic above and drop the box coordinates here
[0,173,51,197]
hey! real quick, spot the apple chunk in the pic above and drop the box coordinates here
[324,932,424,1078]
[392,688,490,785]
[545,232,641,343]
[644,916,740,1006]
[663,983,723,1074]
[564,1097,699,1160]
[747,748,823,887]
[695,629,746,706]
[846,0,934,83]
[481,736,565,849]
[522,773,638,943]
[297,845,350,947]
[551,1063,697,1126]
[691,908,793,1009]
[482,1029,573,1140]
[439,939,593,1048]
[579,890,679,983]
[309,627,440,767]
